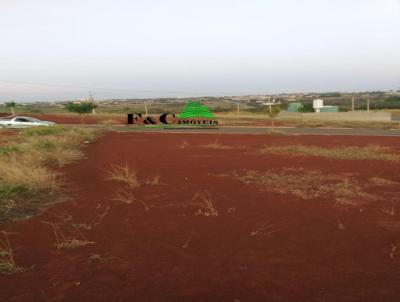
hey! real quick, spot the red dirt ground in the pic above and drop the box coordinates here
[1,133,400,301]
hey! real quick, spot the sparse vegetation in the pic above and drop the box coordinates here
[227,168,373,206]
[113,188,137,204]
[43,221,95,250]
[192,192,218,216]
[261,145,400,162]
[0,126,102,221]
[106,163,140,188]
[250,221,286,236]
[56,238,95,250]
[106,163,150,210]
[202,140,233,150]
[370,177,399,185]
[70,205,110,230]
[0,231,24,274]
[201,140,245,150]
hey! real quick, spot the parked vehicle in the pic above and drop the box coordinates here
[0,116,56,128]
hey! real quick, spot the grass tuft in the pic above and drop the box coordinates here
[106,163,140,188]
[192,192,218,217]
[43,221,95,250]
[0,231,24,274]
[56,239,95,250]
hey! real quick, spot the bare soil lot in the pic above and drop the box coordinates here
[1,133,400,301]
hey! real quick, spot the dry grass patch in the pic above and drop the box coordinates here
[106,164,150,210]
[250,221,287,236]
[229,168,373,206]
[0,158,58,192]
[48,147,83,166]
[370,177,399,186]
[106,163,140,189]
[202,140,234,150]
[261,145,400,162]
[0,126,102,221]
[112,189,149,210]
[43,221,95,250]
[0,231,24,274]
[55,238,95,250]
[192,192,218,217]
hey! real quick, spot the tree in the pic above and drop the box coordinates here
[5,102,17,115]
[267,104,282,129]
[64,102,97,124]
[301,101,314,112]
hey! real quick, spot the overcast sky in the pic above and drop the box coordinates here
[0,0,399,101]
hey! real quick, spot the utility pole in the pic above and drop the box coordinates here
[237,102,240,118]
[352,96,355,112]
[88,92,96,114]
[367,98,370,112]
[144,101,148,115]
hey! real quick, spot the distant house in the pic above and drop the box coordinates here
[313,99,339,113]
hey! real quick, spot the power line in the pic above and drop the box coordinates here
[0,79,190,94]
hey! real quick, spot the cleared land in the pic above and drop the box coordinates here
[0,132,400,301]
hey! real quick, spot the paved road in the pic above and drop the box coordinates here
[110,125,400,137]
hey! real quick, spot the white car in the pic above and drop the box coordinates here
[0,116,56,128]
